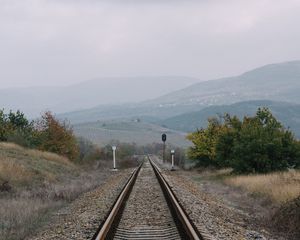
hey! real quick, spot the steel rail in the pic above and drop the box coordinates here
[93,156,204,240]
[93,163,142,240]
[148,156,203,240]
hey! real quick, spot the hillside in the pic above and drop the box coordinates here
[0,76,199,117]
[0,142,76,188]
[0,142,113,240]
[73,120,190,147]
[60,61,300,124]
[146,60,300,107]
[160,100,300,137]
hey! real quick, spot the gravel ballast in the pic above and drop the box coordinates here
[162,171,286,240]
[149,155,286,240]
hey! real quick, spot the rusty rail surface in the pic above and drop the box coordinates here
[148,156,203,240]
[93,163,142,240]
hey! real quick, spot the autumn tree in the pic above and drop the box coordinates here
[36,111,79,160]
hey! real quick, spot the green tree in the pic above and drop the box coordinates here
[187,108,300,173]
[230,108,298,173]
[0,109,8,141]
[187,118,224,167]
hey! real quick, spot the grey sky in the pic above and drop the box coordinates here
[1,0,300,88]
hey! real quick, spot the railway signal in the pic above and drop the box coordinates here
[171,149,175,171]
[162,133,167,163]
[112,145,117,170]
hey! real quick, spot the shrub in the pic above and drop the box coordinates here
[187,108,300,173]
[77,137,102,163]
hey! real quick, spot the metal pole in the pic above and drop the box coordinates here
[163,142,165,163]
[171,149,175,171]
[171,154,174,170]
[112,146,117,170]
[113,149,116,169]
[162,133,167,163]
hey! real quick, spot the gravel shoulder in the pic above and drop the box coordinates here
[28,169,133,240]
[161,168,289,240]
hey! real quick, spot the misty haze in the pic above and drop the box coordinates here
[0,1,299,240]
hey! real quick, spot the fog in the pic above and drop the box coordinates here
[0,0,300,89]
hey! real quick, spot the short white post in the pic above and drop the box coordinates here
[171,149,175,171]
[112,146,117,170]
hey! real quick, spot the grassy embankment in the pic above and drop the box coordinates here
[0,142,110,240]
[225,169,300,237]
[196,167,300,238]
[194,167,300,204]
[225,170,300,203]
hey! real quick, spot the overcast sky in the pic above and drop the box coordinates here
[1,0,300,89]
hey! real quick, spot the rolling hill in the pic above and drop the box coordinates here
[0,76,199,117]
[160,100,300,138]
[60,60,300,124]
[145,60,300,107]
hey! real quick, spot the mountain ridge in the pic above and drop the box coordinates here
[0,76,200,117]
[59,60,300,123]
[159,100,300,137]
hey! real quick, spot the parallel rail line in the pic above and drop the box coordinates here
[93,156,204,240]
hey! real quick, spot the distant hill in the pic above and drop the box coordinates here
[0,76,199,117]
[160,100,300,138]
[145,60,300,107]
[60,60,300,124]
[73,120,190,147]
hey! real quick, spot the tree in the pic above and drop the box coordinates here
[187,108,300,173]
[231,108,300,173]
[77,137,101,163]
[0,109,35,146]
[0,109,8,141]
[187,118,224,167]
[36,112,79,160]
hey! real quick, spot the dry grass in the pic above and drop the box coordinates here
[0,198,58,240]
[0,142,114,240]
[196,168,232,178]
[225,170,300,203]
[0,141,123,240]
[0,142,72,165]
[0,159,33,184]
[0,142,76,186]
[0,170,111,240]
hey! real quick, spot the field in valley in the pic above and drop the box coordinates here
[73,120,191,147]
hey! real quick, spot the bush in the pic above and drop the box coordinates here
[187,108,300,173]
[0,110,80,161]
[77,137,101,164]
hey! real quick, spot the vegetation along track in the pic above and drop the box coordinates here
[93,156,204,240]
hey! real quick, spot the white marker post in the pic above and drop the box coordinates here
[112,146,117,170]
[171,149,175,171]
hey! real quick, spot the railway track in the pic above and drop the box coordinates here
[93,156,203,240]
